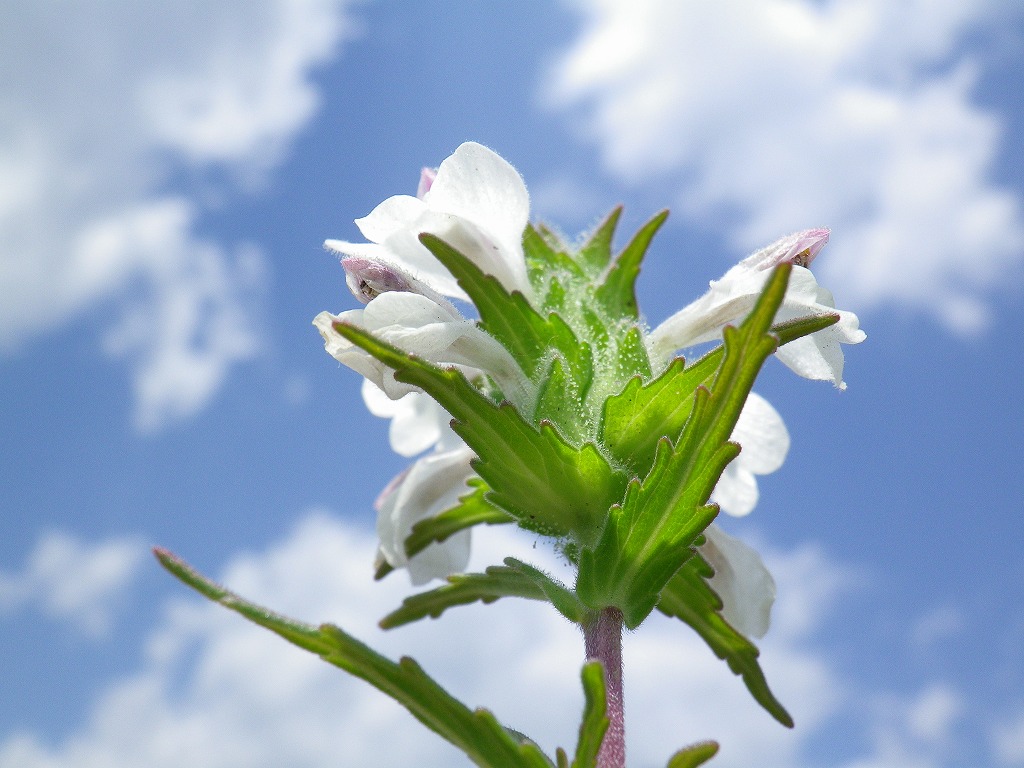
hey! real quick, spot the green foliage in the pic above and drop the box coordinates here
[154,548,557,768]
[332,321,626,545]
[379,565,547,629]
[569,661,610,768]
[577,266,793,628]
[665,741,720,768]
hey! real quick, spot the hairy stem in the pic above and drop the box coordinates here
[584,607,624,768]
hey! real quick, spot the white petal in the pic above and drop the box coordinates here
[648,260,864,388]
[730,392,789,475]
[711,393,789,517]
[701,525,775,639]
[425,142,531,294]
[320,292,531,404]
[353,194,426,243]
[711,463,760,518]
[375,446,476,585]
[361,381,446,458]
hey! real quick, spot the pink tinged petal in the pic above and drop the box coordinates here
[711,392,789,517]
[375,446,476,585]
[325,194,468,300]
[701,525,776,639]
[417,167,437,199]
[735,228,830,273]
[341,256,418,303]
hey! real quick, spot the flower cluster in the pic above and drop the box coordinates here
[315,142,864,640]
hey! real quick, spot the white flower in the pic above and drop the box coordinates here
[325,141,532,299]
[645,229,863,635]
[702,525,775,639]
[313,290,531,406]
[362,380,477,584]
[647,228,866,389]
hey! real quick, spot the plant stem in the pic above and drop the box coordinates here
[584,607,625,768]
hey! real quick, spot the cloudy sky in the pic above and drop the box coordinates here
[2,1,1023,766]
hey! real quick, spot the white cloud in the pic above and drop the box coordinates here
[0,1,360,429]
[0,531,146,637]
[993,710,1024,766]
[548,0,1024,334]
[0,511,983,768]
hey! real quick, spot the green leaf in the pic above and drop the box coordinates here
[333,321,625,544]
[666,740,720,768]
[572,661,610,768]
[578,265,793,628]
[155,548,555,768]
[657,557,793,727]
[594,210,668,320]
[379,565,547,629]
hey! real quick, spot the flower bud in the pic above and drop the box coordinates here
[342,257,419,303]
[739,228,830,271]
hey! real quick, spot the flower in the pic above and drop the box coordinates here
[363,381,476,585]
[325,141,532,300]
[647,228,866,388]
[313,288,532,406]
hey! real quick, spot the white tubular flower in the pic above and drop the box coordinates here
[325,141,532,299]
[701,525,776,639]
[363,380,477,584]
[374,443,477,586]
[647,228,866,388]
[313,290,531,406]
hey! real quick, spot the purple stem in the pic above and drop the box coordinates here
[584,607,625,768]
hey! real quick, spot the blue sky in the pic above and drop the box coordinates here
[2,1,1023,766]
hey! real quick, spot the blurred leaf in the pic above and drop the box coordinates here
[571,661,609,768]
[666,740,719,768]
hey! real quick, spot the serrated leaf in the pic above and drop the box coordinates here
[578,266,793,628]
[657,556,792,727]
[576,435,726,628]
[379,565,546,629]
[333,321,625,543]
[594,210,668,320]
[572,661,610,768]
[155,548,554,767]
[666,740,720,768]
